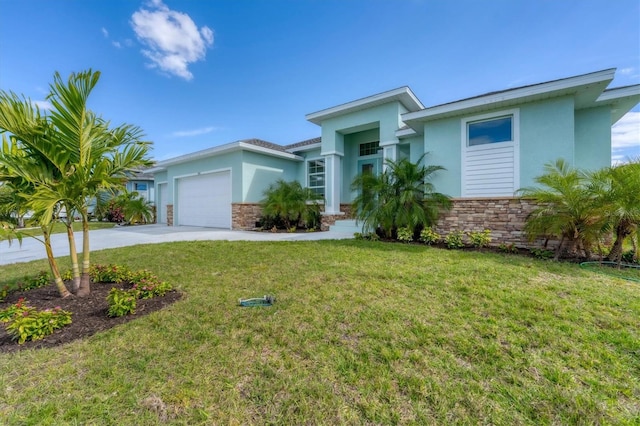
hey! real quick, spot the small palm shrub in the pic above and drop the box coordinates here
[351,154,451,238]
[260,180,321,230]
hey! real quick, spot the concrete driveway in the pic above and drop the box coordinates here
[0,224,354,266]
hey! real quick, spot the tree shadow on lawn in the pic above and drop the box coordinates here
[0,281,182,354]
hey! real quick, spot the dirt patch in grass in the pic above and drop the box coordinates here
[0,282,182,354]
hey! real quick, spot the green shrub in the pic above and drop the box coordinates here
[22,271,50,291]
[419,228,440,245]
[90,264,132,283]
[107,288,138,317]
[396,227,413,243]
[444,230,465,249]
[0,297,31,323]
[5,305,72,344]
[468,229,491,248]
[498,243,518,254]
[530,248,554,260]
[130,270,173,299]
[622,250,638,264]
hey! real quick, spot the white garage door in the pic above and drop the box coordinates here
[176,171,231,228]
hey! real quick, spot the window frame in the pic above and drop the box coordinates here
[466,115,513,147]
[359,141,381,157]
[460,108,520,197]
[306,157,326,197]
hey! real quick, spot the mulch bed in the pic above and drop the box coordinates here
[0,282,182,354]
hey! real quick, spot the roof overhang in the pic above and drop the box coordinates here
[286,142,321,153]
[147,141,303,173]
[595,85,640,123]
[401,69,617,131]
[305,86,424,125]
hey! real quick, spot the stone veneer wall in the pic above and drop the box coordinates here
[231,203,354,231]
[232,203,263,230]
[167,204,173,226]
[224,198,546,248]
[319,204,353,231]
[435,197,547,248]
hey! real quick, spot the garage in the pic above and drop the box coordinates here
[176,171,231,228]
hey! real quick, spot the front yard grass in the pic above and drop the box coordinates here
[0,221,115,241]
[0,240,638,424]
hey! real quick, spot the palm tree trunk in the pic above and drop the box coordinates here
[607,224,631,263]
[43,227,71,298]
[77,213,91,297]
[554,234,565,261]
[65,220,81,293]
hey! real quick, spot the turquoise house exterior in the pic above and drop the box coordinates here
[148,69,639,241]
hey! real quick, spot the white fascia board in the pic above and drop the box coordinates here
[402,69,616,125]
[286,143,322,153]
[305,87,424,125]
[596,85,640,103]
[238,142,304,161]
[147,142,302,172]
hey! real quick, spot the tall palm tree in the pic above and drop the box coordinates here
[519,159,605,260]
[43,69,152,296]
[351,154,450,238]
[1,70,151,297]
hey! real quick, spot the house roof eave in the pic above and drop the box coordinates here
[401,68,617,130]
[305,86,424,125]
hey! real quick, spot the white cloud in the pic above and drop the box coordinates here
[131,0,214,80]
[171,126,217,137]
[31,100,52,111]
[612,111,640,163]
[112,41,122,49]
[101,27,109,38]
[619,67,635,76]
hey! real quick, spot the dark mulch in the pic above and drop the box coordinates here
[0,282,182,354]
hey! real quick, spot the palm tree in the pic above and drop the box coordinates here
[519,159,606,260]
[113,190,154,224]
[0,70,151,297]
[43,70,152,296]
[589,160,640,262]
[261,180,321,229]
[351,154,450,238]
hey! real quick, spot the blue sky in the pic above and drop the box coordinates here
[1,0,638,162]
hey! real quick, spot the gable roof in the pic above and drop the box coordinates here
[305,86,424,125]
[402,68,618,130]
[595,84,640,123]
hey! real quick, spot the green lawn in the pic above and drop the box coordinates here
[0,241,638,425]
[1,221,115,241]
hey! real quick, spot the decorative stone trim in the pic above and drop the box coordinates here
[434,197,550,248]
[232,203,263,230]
[167,204,173,227]
[319,204,353,231]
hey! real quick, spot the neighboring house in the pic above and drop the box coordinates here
[147,68,639,245]
[125,170,155,204]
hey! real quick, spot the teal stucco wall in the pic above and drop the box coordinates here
[574,106,612,170]
[519,96,575,188]
[240,151,300,202]
[423,117,461,197]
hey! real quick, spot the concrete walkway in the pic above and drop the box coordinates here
[0,224,354,266]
